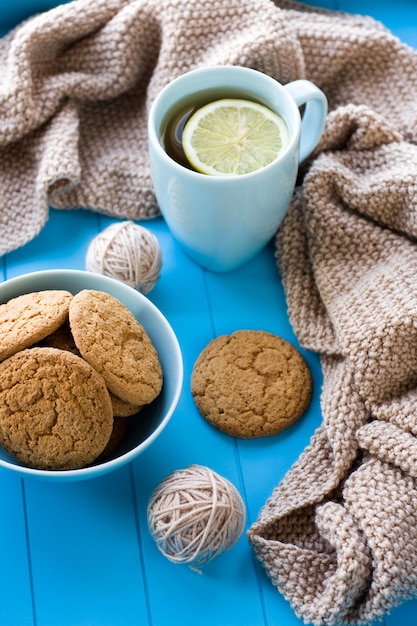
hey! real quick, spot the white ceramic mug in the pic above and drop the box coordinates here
[148,66,327,272]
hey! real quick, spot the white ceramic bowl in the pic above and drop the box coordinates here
[0,270,183,481]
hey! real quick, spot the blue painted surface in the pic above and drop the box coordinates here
[0,1,416,624]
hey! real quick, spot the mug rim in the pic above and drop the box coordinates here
[148,65,301,181]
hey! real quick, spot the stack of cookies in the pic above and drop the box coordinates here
[0,289,163,470]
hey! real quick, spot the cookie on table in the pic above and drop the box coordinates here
[0,290,73,361]
[69,289,163,406]
[191,330,312,438]
[0,347,114,470]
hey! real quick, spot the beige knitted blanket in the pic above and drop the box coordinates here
[3,0,417,623]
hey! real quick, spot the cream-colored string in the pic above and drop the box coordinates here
[86,221,162,293]
[147,464,246,573]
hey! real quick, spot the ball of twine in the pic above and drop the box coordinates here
[147,464,246,573]
[86,221,162,294]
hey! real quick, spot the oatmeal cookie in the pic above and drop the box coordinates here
[0,290,73,361]
[41,321,79,354]
[0,347,113,470]
[191,330,312,438]
[96,416,129,462]
[69,289,163,406]
[109,392,142,417]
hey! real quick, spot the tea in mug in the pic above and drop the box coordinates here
[160,88,290,176]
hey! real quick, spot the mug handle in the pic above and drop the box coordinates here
[284,80,328,163]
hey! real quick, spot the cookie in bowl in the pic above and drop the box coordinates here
[0,269,183,481]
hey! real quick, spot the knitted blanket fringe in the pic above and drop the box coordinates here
[3,1,417,624]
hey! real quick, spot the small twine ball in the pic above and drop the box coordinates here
[147,464,246,573]
[86,221,162,294]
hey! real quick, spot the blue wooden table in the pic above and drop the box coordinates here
[1,1,417,625]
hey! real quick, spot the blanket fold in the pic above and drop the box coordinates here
[249,57,417,622]
[3,0,417,624]
[0,0,304,255]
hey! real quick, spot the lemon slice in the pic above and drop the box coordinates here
[182,98,289,176]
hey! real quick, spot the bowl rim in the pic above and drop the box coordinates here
[0,269,184,481]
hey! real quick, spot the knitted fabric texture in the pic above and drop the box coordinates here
[246,5,417,626]
[3,0,417,624]
[0,0,304,255]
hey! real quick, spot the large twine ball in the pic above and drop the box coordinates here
[147,464,246,573]
[86,221,162,294]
